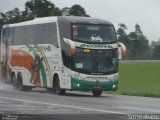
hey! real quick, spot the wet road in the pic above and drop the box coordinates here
[0,84,160,119]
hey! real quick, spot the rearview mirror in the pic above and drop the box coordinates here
[118,42,127,59]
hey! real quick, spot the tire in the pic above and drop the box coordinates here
[17,74,25,91]
[46,88,53,93]
[24,86,32,91]
[53,76,66,95]
[92,89,102,97]
[11,74,18,89]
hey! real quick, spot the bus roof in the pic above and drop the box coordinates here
[3,17,58,28]
[3,16,113,28]
[58,16,113,25]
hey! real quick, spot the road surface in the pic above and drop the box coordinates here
[0,83,160,120]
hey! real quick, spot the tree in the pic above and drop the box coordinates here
[0,12,4,28]
[117,23,128,43]
[62,7,70,16]
[2,8,25,24]
[153,45,160,59]
[152,39,160,59]
[128,24,151,59]
[25,0,62,18]
[69,5,89,17]
[117,23,131,59]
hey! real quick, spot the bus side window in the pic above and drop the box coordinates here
[2,28,6,44]
[34,23,58,46]
[43,23,58,47]
[8,27,14,45]
[2,27,11,45]
[50,23,58,47]
[34,24,45,44]
[45,23,58,47]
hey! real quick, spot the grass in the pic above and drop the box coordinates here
[109,63,160,98]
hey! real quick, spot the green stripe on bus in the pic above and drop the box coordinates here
[39,61,47,87]
[26,45,48,87]
[41,51,52,84]
[71,77,118,91]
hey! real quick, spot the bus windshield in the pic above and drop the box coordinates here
[74,48,118,75]
[72,24,117,43]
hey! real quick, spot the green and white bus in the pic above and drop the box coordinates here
[0,16,126,96]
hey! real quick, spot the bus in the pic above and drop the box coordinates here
[0,16,126,96]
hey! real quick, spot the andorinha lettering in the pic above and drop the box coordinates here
[80,44,113,49]
[86,76,108,80]
[28,45,51,52]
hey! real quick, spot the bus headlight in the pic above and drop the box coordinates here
[112,85,116,89]
[76,83,80,87]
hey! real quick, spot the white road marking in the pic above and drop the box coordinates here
[0,96,124,114]
[1,89,160,108]
[104,94,160,102]
[22,91,160,107]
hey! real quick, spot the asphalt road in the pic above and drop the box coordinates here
[0,83,160,120]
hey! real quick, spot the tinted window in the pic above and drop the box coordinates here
[13,26,34,45]
[72,24,117,43]
[13,23,58,45]
[74,48,118,75]
[2,27,14,45]
[2,29,6,44]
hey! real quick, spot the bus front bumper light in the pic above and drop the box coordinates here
[76,83,80,87]
[112,84,118,90]
[112,85,116,89]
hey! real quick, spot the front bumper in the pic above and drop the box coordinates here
[71,77,118,91]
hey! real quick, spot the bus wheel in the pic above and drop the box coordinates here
[17,74,25,91]
[53,76,66,95]
[11,74,18,89]
[92,89,102,97]
[46,88,53,93]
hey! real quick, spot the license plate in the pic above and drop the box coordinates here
[94,86,101,89]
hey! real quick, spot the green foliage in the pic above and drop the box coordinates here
[117,23,131,59]
[152,39,160,59]
[109,63,160,98]
[117,23,152,60]
[61,7,70,16]
[130,24,151,59]
[0,8,26,35]
[0,13,4,28]
[153,45,160,59]
[117,23,128,44]
[128,33,150,59]
[2,8,25,24]
[25,0,62,18]
[69,5,89,17]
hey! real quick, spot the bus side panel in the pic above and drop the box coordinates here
[61,66,72,89]
[10,46,35,87]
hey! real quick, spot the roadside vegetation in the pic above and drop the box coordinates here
[109,63,160,98]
